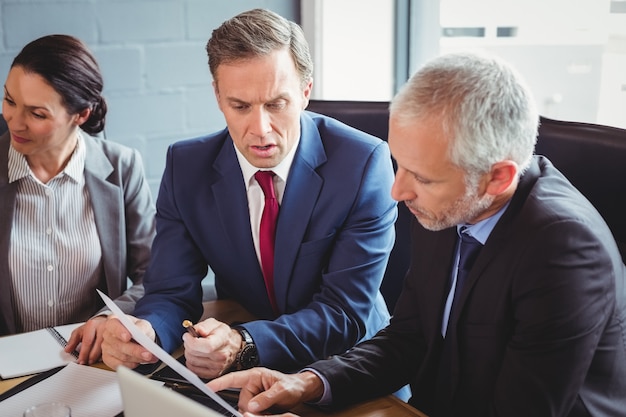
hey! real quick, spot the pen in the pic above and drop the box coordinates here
[182,320,200,338]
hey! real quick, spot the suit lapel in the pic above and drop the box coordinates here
[212,139,264,280]
[83,137,123,297]
[449,157,541,328]
[273,115,326,313]
[210,116,328,314]
[0,134,17,334]
[443,159,541,395]
[424,227,458,333]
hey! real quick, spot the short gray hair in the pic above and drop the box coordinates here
[390,52,539,178]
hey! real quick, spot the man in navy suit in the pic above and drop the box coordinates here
[101,8,396,378]
[208,53,626,417]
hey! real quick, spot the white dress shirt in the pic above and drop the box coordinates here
[233,137,300,265]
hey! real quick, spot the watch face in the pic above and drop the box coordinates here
[239,344,259,369]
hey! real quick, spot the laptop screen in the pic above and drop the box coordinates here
[117,366,239,417]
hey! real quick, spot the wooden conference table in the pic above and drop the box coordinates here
[0,300,426,417]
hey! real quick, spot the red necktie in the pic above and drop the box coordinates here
[254,170,279,314]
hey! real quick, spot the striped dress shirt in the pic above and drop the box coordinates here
[8,133,102,332]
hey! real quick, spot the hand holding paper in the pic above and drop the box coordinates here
[101,314,159,369]
[96,290,242,417]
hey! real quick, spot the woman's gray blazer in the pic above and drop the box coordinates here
[0,132,156,335]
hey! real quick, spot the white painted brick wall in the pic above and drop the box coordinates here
[0,0,299,197]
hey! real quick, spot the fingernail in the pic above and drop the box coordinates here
[248,401,259,411]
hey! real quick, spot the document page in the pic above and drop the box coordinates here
[0,362,122,417]
[0,323,82,379]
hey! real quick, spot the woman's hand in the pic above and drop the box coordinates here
[65,315,108,365]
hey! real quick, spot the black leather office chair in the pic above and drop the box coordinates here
[306,100,626,312]
[535,116,626,260]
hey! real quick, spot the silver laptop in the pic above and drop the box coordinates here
[117,366,233,417]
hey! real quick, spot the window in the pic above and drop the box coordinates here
[304,0,626,128]
[301,0,394,101]
[438,0,625,128]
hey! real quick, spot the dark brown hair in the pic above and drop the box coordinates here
[11,34,107,135]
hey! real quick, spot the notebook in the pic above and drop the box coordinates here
[118,366,238,417]
[0,322,82,379]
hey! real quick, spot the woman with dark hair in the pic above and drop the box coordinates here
[0,34,155,364]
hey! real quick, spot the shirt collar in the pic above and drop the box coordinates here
[235,135,300,189]
[8,132,86,184]
[7,144,30,183]
[63,132,86,183]
[457,200,510,245]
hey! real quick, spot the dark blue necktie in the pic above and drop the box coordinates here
[436,227,483,407]
[451,228,482,308]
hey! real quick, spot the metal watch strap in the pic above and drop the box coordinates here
[237,327,253,345]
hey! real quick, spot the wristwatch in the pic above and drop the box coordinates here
[233,327,259,370]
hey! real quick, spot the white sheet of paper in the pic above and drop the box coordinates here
[0,322,82,379]
[97,290,242,417]
[0,362,122,417]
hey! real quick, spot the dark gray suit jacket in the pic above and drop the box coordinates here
[312,156,626,417]
[0,132,156,335]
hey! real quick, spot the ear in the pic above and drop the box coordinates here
[484,160,518,196]
[301,78,313,109]
[74,107,91,126]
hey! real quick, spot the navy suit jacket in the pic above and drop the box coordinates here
[312,156,626,417]
[134,112,397,370]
